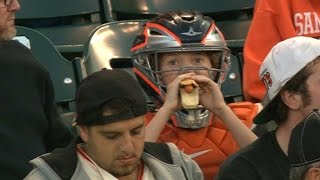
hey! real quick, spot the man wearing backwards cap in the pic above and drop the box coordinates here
[288,109,320,180]
[216,36,320,180]
[24,69,203,180]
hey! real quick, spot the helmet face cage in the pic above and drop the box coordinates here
[134,48,230,90]
[132,10,231,129]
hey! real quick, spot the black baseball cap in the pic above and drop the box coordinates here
[75,69,147,126]
[288,110,320,167]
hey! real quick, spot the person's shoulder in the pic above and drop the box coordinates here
[144,142,174,164]
[144,142,193,164]
[0,40,33,61]
[217,131,286,180]
[0,40,28,49]
[0,40,49,76]
[226,140,258,162]
[220,131,274,168]
[144,142,180,154]
[24,168,48,180]
[255,0,282,12]
[216,140,264,179]
[25,155,61,180]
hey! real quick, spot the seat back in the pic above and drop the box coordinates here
[16,0,105,56]
[15,26,84,112]
[83,20,146,74]
[221,54,243,102]
[105,0,254,21]
[83,20,153,106]
[83,20,245,102]
[104,0,254,101]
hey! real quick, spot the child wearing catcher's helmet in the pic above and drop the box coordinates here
[131,10,259,179]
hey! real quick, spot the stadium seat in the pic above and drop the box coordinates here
[82,20,146,74]
[15,26,85,113]
[221,54,244,102]
[82,20,243,102]
[103,0,255,101]
[83,20,157,108]
[105,0,254,21]
[16,0,106,57]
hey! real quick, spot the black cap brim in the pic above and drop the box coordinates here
[253,93,279,125]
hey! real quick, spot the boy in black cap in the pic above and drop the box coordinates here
[25,69,203,180]
[288,110,320,180]
[217,36,320,180]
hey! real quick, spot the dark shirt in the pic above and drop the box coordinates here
[0,40,73,179]
[216,130,290,180]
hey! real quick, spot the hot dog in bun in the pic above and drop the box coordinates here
[179,78,199,109]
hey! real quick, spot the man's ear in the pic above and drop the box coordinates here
[78,125,89,143]
[280,90,302,110]
[305,167,320,180]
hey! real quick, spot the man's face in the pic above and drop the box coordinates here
[158,51,218,85]
[302,62,320,115]
[79,115,145,178]
[0,0,20,40]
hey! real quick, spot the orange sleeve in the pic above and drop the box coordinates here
[243,4,282,102]
[212,101,258,131]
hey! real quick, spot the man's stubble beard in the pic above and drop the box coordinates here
[108,163,139,178]
[103,157,140,178]
[0,26,17,41]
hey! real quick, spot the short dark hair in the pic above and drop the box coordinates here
[290,161,320,180]
[268,57,320,125]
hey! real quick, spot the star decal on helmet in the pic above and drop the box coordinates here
[181,27,202,36]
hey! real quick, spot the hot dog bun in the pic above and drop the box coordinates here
[179,79,199,109]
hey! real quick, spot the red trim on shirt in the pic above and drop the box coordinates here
[138,161,144,180]
[76,144,95,165]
